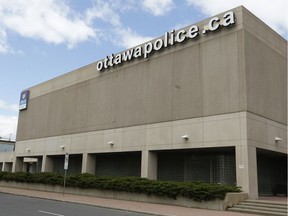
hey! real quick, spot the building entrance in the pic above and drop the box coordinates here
[257,149,287,196]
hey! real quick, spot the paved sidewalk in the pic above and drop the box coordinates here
[0,186,260,216]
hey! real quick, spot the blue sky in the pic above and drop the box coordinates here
[0,0,287,140]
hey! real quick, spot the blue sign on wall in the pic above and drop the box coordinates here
[19,90,30,111]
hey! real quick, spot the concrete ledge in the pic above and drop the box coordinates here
[0,181,248,210]
[223,192,249,209]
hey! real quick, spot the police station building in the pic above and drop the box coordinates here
[1,6,287,199]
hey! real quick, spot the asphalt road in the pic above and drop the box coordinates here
[0,193,153,216]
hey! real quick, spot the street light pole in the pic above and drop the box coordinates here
[63,153,69,196]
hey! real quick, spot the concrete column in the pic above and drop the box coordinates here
[41,155,46,172]
[141,150,157,180]
[236,145,258,199]
[81,153,96,174]
[42,155,53,172]
[13,157,23,172]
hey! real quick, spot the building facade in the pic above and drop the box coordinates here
[1,6,287,199]
[0,139,15,172]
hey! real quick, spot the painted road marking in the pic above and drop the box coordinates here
[38,210,64,216]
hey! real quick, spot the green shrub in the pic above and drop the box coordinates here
[3,172,33,183]
[0,171,241,201]
[33,172,63,185]
[0,171,7,180]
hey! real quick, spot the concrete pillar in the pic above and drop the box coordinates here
[81,153,96,174]
[236,145,258,199]
[13,157,24,172]
[42,155,53,172]
[41,156,46,172]
[141,150,157,180]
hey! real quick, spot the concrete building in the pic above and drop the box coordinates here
[1,6,287,199]
[0,139,15,172]
[0,139,15,152]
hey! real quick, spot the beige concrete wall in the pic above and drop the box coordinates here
[17,21,246,141]
[0,152,15,171]
[16,111,286,158]
[242,8,287,125]
[244,31,287,124]
[0,152,14,163]
[246,112,287,153]
[16,6,286,142]
[15,112,247,157]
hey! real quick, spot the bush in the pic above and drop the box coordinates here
[0,172,241,201]
[33,172,63,185]
[2,172,33,183]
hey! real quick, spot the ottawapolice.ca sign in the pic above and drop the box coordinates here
[96,11,236,72]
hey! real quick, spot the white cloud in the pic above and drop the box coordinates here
[85,0,154,49]
[186,0,288,37]
[86,1,121,26]
[142,0,174,16]
[0,0,96,51]
[0,100,19,140]
[0,29,10,54]
[0,115,18,140]
[0,100,18,112]
[0,0,165,53]
[0,0,175,54]
[114,27,153,48]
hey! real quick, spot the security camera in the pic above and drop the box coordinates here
[108,141,114,146]
[60,145,65,149]
[275,137,282,142]
[181,135,189,140]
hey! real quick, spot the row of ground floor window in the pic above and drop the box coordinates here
[1,147,287,196]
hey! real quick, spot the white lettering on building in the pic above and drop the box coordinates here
[97,11,235,72]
